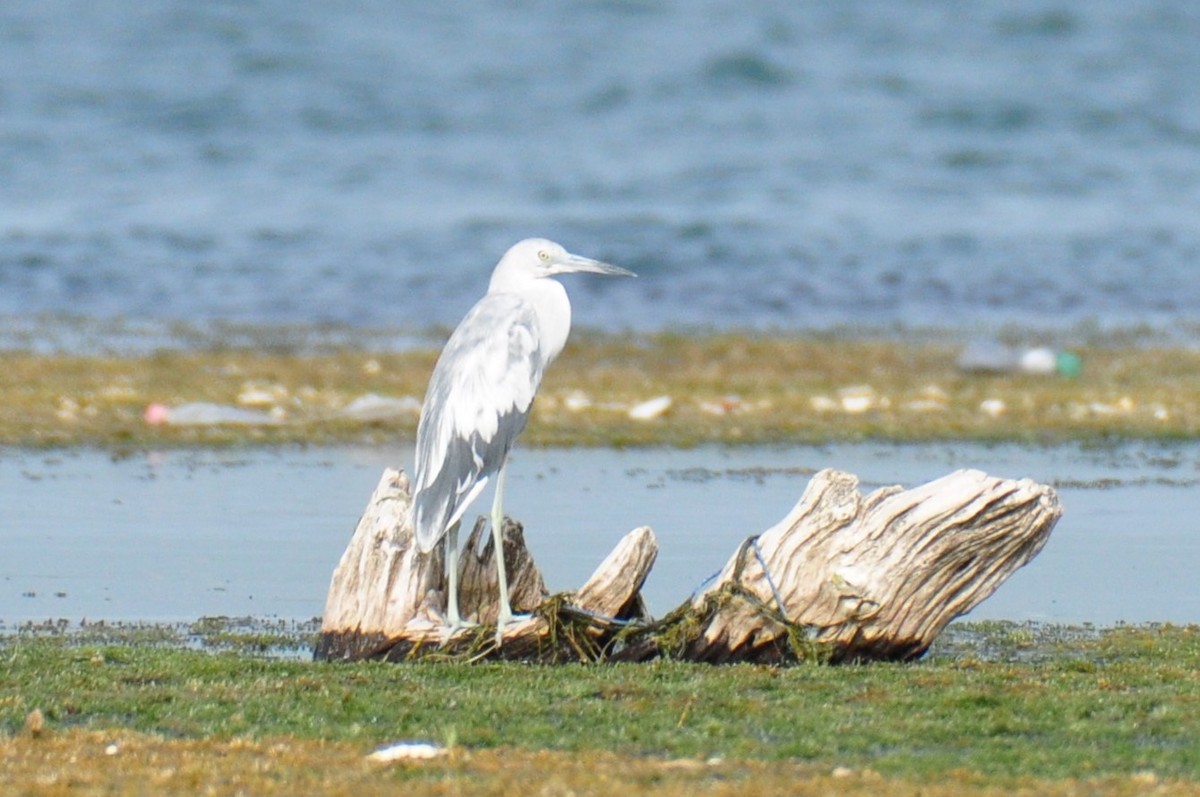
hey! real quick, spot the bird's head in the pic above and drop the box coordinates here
[489,238,635,291]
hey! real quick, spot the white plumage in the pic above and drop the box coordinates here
[411,238,634,634]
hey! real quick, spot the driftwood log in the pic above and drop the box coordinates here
[315,466,1060,664]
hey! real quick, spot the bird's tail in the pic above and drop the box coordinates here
[411,501,443,554]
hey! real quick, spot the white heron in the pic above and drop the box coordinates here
[411,238,635,636]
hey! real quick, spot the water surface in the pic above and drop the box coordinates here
[3,443,1197,628]
[3,2,1200,345]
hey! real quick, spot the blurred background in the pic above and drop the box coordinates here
[2,1,1199,345]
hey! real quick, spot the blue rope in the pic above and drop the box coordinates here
[558,603,641,628]
[687,536,790,624]
[751,537,789,623]
[688,568,722,602]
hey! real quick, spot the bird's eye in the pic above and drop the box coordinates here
[538,249,551,262]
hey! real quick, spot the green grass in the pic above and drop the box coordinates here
[3,623,1200,786]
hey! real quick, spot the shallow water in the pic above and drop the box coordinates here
[3,2,1200,346]
[2,442,1198,628]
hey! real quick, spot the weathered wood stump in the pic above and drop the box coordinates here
[314,466,1060,664]
[677,468,1059,663]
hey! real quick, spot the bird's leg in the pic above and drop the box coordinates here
[490,465,526,643]
[443,521,475,633]
[491,466,514,625]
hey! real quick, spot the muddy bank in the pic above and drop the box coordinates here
[4,335,1200,448]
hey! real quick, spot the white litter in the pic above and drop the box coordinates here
[143,402,284,426]
[837,385,878,414]
[628,395,672,420]
[563,390,593,412]
[979,398,1006,418]
[810,395,838,412]
[338,393,422,421]
[366,741,448,762]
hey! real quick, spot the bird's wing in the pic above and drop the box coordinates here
[411,293,545,552]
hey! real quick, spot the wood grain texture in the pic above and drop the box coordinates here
[316,466,1059,664]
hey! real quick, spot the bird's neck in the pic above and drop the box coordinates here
[491,278,571,363]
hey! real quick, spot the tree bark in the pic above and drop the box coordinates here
[315,466,1060,664]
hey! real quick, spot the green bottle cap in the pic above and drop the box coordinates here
[1055,351,1082,378]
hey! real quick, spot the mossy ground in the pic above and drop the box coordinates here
[2,623,1200,794]
[4,332,1200,447]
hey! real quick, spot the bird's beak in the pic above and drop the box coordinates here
[561,253,637,278]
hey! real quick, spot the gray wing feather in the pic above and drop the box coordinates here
[411,293,545,552]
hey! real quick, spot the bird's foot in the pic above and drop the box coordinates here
[493,610,533,647]
[442,615,478,642]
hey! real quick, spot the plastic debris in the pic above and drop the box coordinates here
[957,341,1081,377]
[1071,397,1136,419]
[979,398,1006,418]
[699,395,743,416]
[55,397,80,422]
[1092,396,1134,416]
[236,388,278,407]
[338,393,421,421]
[562,390,593,412]
[902,398,946,413]
[918,384,948,401]
[1017,347,1057,374]
[143,402,284,426]
[837,385,879,414]
[366,741,447,762]
[628,395,672,420]
[237,380,289,407]
[810,395,838,413]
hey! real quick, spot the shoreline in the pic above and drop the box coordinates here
[3,332,1199,448]
[0,615,1115,662]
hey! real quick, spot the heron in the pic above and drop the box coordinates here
[411,238,635,638]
